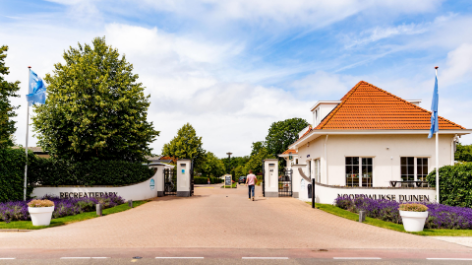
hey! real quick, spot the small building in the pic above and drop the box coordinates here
[12,146,50,158]
[271,81,471,203]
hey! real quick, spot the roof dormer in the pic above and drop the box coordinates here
[310,100,341,127]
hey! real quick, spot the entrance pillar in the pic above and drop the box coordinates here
[177,159,192,197]
[155,165,166,197]
[263,159,279,197]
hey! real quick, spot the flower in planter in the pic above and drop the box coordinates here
[27,200,54,208]
[399,203,428,212]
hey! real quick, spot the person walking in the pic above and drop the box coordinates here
[246,170,257,201]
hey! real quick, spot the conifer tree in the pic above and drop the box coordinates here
[0,46,21,149]
[33,37,159,161]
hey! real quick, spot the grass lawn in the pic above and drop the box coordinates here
[0,200,147,230]
[221,182,238,188]
[310,202,472,237]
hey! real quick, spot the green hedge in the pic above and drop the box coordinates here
[427,162,472,208]
[193,177,223,184]
[31,159,155,186]
[0,148,36,202]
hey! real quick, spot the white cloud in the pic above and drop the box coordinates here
[291,71,359,99]
[441,44,472,85]
[139,0,442,31]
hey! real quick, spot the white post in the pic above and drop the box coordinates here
[23,67,31,201]
[436,132,439,203]
[435,67,439,204]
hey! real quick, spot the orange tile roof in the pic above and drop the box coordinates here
[315,81,465,130]
[282,149,298,155]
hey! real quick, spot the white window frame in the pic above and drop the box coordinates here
[314,158,320,182]
[400,157,429,181]
[345,156,374,187]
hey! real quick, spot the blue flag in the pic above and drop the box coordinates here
[428,74,439,138]
[26,70,46,105]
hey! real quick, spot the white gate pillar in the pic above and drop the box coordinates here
[154,165,166,197]
[263,159,279,197]
[177,159,192,197]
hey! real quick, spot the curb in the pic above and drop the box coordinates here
[0,229,31,233]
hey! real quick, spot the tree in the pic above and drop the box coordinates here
[33,37,159,162]
[455,143,472,162]
[0,46,21,149]
[195,152,226,178]
[245,145,274,175]
[265,118,309,157]
[250,141,265,156]
[162,123,204,163]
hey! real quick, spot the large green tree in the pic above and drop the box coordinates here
[455,143,472,162]
[33,37,159,162]
[244,142,274,175]
[195,152,226,178]
[265,117,309,156]
[0,46,21,149]
[162,123,204,163]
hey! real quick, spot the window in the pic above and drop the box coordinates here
[361,158,373,187]
[314,159,320,182]
[417,158,428,182]
[346,157,373,187]
[401,157,429,185]
[315,109,318,123]
[307,160,311,178]
[401,157,415,181]
[345,157,359,187]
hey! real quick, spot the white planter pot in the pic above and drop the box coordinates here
[399,210,428,232]
[28,206,54,226]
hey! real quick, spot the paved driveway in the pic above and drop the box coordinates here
[0,184,468,251]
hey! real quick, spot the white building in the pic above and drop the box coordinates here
[272,81,471,204]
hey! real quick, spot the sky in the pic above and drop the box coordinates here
[1,0,471,158]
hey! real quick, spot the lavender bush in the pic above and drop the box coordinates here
[335,197,472,229]
[0,194,125,223]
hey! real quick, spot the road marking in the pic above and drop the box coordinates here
[0,258,15,260]
[242,257,289,259]
[155,257,204,259]
[60,257,109,259]
[334,257,382,260]
[426,258,472,260]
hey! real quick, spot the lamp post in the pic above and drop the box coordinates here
[227,152,233,186]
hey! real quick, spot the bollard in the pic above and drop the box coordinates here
[128,200,133,208]
[359,210,366,223]
[96,204,103,216]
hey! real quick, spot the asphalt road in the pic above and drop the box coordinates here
[1,257,472,265]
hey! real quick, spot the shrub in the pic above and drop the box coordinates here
[194,177,209,184]
[426,162,472,208]
[399,203,428,212]
[0,148,37,202]
[0,194,125,223]
[27,199,54,207]
[211,177,223,184]
[30,159,155,186]
[335,197,472,229]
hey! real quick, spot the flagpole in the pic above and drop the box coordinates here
[435,66,439,204]
[23,66,31,201]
